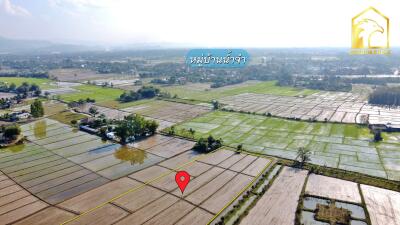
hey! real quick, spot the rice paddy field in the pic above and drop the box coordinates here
[238,168,400,225]
[220,92,400,126]
[0,119,273,224]
[240,167,308,225]
[121,100,211,123]
[175,111,400,180]
[159,81,318,102]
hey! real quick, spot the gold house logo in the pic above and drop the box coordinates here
[351,7,390,55]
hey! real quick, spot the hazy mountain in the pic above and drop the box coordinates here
[0,36,99,54]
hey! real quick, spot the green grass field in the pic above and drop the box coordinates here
[59,84,125,104]
[0,77,54,90]
[160,81,318,102]
[48,111,88,125]
[174,111,400,180]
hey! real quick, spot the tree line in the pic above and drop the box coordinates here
[277,74,352,92]
[119,86,160,103]
[369,86,400,106]
[0,82,42,97]
[0,71,49,78]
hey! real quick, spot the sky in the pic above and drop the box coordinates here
[0,0,399,47]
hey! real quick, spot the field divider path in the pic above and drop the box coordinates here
[206,156,274,225]
[59,148,219,225]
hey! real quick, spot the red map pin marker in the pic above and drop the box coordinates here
[175,171,190,194]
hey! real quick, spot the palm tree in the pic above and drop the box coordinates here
[296,147,311,168]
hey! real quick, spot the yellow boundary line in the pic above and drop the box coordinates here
[60,149,216,225]
[206,157,273,225]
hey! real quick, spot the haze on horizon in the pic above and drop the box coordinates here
[0,0,399,48]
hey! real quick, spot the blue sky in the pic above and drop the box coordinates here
[0,0,398,47]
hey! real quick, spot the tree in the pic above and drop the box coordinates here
[189,128,195,138]
[208,135,222,150]
[193,138,208,152]
[237,144,243,152]
[114,114,157,143]
[34,89,42,97]
[193,135,222,153]
[372,129,383,142]
[44,91,50,98]
[29,84,40,92]
[30,99,44,118]
[167,126,176,135]
[0,82,7,92]
[89,106,99,117]
[16,83,29,95]
[296,147,311,168]
[8,83,16,92]
[99,113,106,120]
[114,121,130,143]
[145,120,159,135]
[168,76,176,84]
[3,125,21,140]
[212,100,220,110]
[137,86,160,98]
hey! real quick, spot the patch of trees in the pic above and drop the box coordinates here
[139,63,184,78]
[0,98,12,109]
[30,99,44,118]
[346,77,400,86]
[150,76,186,86]
[114,114,159,143]
[276,68,294,86]
[0,71,49,78]
[193,135,222,153]
[81,115,108,129]
[369,86,400,106]
[67,98,96,107]
[281,76,352,92]
[210,76,245,88]
[119,86,160,103]
[0,82,41,97]
[1,124,21,142]
[16,83,42,96]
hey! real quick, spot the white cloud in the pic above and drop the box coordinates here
[48,0,113,10]
[0,0,30,16]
